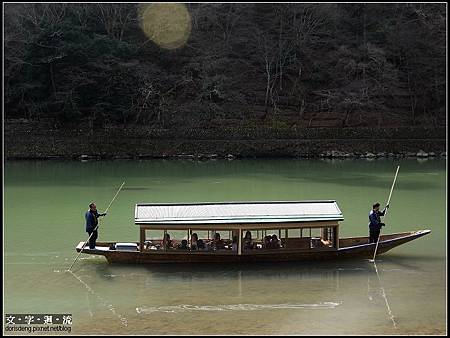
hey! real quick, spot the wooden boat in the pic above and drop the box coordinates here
[75,201,430,264]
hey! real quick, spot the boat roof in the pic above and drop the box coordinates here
[134,200,344,226]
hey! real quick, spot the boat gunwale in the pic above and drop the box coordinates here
[338,230,430,251]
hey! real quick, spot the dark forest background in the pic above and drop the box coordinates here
[4,3,446,132]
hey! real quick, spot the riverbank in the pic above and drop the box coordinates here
[4,120,446,160]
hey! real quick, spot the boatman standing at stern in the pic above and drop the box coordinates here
[85,202,106,249]
[368,202,389,243]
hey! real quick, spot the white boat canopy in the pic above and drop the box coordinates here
[134,201,344,228]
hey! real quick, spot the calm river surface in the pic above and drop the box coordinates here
[4,158,447,335]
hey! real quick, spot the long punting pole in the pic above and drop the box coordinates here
[371,166,400,262]
[67,269,129,327]
[373,261,398,328]
[67,181,125,272]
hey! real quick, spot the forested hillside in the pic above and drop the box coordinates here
[5,3,446,132]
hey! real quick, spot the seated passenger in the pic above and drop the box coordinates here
[144,240,153,250]
[321,238,331,247]
[190,233,199,250]
[271,234,281,249]
[263,235,272,249]
[161,233,173,250]
[244,231,254,250]
[211,232,225,250]
[177,239,188,250]
[197,239,205,250]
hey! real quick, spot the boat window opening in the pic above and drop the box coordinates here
[145,229,164,241]
[235,228,288,252]
[211,229,234,252]
[309,227,334,249]
[188,229,236,252]
[322,227,334,246]
[321,227,328,241]
[269,226,336,250]
[143,229,165,251]
[261,229,283,250]
[210,229,231,240]
[288,229,299,238]
[248,230,257,240]
[189,230,209,251]
[163,230,188,251]
[310,228,322,248]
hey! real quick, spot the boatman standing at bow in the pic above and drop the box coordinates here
[85,202,106,249]
[368,202,389,243]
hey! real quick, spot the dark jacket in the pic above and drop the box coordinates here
[85,210,105,232]
[368,208,386,231]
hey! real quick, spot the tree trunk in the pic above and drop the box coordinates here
[49,63,57,100]
[278,12,283,91]
[264,57,271,118]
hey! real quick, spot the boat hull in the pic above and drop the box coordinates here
[75,230,430,264]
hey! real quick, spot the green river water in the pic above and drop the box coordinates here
[3,158,447,335]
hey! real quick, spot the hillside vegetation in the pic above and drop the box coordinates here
[4,3,446,134]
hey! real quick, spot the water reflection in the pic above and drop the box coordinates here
[94,260,351,283]
[79,258,427,304]
[69,257,431,334]
[86,257,430,283]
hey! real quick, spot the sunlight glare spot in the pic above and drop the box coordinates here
[139,3,192,50]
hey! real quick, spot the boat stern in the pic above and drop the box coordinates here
[75,241,86,252]
[75,241,111,255]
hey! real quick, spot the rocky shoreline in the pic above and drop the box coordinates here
[318,149,446,159]
[6,150,447,161]
[5,120,446,161]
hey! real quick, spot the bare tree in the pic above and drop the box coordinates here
[96,3,135,41]
[212,3,243,49]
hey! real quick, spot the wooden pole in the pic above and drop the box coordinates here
[371,166,400,262]
[67,181,125,271]
[140,228,145,252]
[103,182,126,215]
[238,228,242,255]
